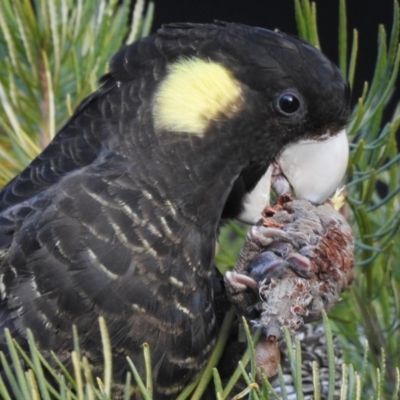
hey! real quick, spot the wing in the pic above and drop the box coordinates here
[0,31,223,394]
[0,154,219,389]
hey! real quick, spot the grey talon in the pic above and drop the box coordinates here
[224,271,258,290]
[286,252,314,278]
[264,241,292,258]
[249,256,289,283]
[249,226,299,248]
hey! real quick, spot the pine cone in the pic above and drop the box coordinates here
[257,194,354,337]
[225,194,354,378]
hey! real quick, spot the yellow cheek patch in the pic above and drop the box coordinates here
[152,58,243,136]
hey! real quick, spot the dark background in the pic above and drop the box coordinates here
[151,0,398,113]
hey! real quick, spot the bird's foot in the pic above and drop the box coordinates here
[224,225,315,316]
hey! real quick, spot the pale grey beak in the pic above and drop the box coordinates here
[238,129,349,224]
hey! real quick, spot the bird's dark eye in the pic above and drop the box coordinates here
[275,92,302,116]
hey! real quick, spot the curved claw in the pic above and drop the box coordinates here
[263,241,292,258]
[224,271,258,292]
[248,226,299,249]
[249,252,289,283]
[286,252,314,278]
[224,271,259,316]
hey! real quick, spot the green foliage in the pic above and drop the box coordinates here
[0,318,155,399]
[0,0,154,185]
[0,0,400,399]
[1,315,399,399]
[329,1,400,397]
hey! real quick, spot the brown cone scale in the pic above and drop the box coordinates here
[252,195,354,378]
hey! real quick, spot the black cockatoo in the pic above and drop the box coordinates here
[0,22,350,398]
